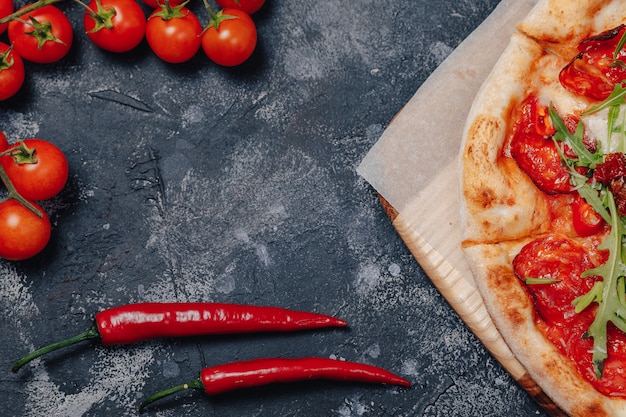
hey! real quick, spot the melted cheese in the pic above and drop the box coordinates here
[584,108,623,153]
[531,52,625,155]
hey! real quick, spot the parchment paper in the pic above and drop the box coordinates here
[358,0,537,215]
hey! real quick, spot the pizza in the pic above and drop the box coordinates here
[459,1,626,416]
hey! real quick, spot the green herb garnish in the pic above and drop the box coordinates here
[550,105,601,168]
[573,192,626,378]
[614,27,626,62]
[549,104,626,377]
[583,84,626,116]
[525,277,561,285]
[549,107,610,223]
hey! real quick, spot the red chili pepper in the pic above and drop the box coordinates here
[11,302,347,372]
[138,357,411,412]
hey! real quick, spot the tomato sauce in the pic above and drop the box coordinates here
[560,25,626,100]
[506,25,626,397]
[508,95,574,194]
[513,235,626,396]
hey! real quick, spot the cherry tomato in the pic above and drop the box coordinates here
[513,235,600,326]
[146,5,202,63]
[0,199,51,261]
[0,0,14,35]
[8,4,73,64]
[83,0,146,53]
[560,25,626,101]
[0,42,24,101]
[0,139,69,201]
[571,195,606,237]
[142,0,183,8]
[215,0,265,15]
[201,8,256,66]
[509,95,574,194]
[0,130,9,151]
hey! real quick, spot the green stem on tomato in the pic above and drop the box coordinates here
[0,143,44,218]
[0,0,63,25]
[71,0,114,30]
[201,0,215,18]
[152,0,190,20]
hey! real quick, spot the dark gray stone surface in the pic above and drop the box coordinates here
[0,0,549,416]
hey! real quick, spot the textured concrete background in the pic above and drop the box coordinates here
[0,0,548,416]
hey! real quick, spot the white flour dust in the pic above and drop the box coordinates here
[1,263,155,416]
[0,111,41,141]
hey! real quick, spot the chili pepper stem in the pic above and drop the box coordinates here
[139,379,203,413]
[11,324,101,373]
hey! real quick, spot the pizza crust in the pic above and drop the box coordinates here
[517,0,626,57]
[463,242,626,417]
[460,33,551,245]
[459,0,626,415]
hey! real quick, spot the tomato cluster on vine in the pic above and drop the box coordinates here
[0,0,264,100]
[0,131,69,261]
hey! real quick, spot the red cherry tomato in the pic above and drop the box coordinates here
[8,4,73,64]
[0,199,51,261]
[146,5,202,64]
[0,42,24,101]
[0,130,9,151]
[0,139,69,201]
[215,0,265,14]
[0,0,14,35]
[201,9,256,66]
[560,25,626,101]
[509,95,574,194]
[142,0,183,8]
[83,0,146,53]
[571,195,606,237]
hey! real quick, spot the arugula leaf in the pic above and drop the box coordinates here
[583,84,626,116]
[614,28,626,62]
[573,281,603,313]
[549,107,610,223]
[550,105,602,168]
[608,104,622,149]
[525,277,561,285]
[573,192,626,378]
[549,104,626,377]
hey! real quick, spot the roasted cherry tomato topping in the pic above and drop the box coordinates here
[0,42,24,101]
[0,199,51,261]
[515,235,626,396]
[83,0,147,53]
[560,25,626,101]
[533,99,556,137]
[571,195,606,237]
[509,96,574,194]
[0,139,69,201]
[8,4,74,64]
[594,153,626,184]
[514,235,601,325]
